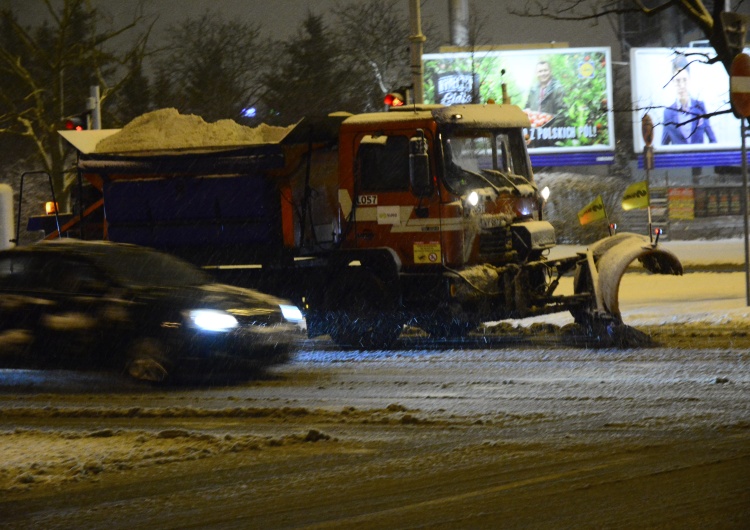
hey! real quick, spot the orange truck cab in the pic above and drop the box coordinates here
[300,104,562,345]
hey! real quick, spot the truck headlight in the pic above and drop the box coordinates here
[467,191,479,207]
[279,304,304,323]
[187,309,238,332]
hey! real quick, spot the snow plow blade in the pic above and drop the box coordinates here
[575,233,683,321]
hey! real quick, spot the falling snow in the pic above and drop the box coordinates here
[1,239,748,527]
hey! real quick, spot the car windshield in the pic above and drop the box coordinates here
[87,247,213,288]
[441,130,532,195]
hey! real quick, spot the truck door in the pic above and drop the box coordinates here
[353,132,439,267]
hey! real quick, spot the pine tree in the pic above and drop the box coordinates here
[108,56,151,126]
[262,13,355,125]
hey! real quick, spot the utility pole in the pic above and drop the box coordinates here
[449,0,469,47]
[725,9,750,305]
[88,85,101,129]
[408,0,426,104]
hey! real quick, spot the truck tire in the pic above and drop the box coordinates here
[421,319,476,339]
[418,303,477,339]
[329,316,402,350]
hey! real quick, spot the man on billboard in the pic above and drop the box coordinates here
[661,55,716,145]
[525,60,565,118]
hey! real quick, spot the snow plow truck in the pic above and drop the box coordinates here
[43,104,682,348]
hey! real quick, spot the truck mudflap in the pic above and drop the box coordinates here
[574,232,683,322]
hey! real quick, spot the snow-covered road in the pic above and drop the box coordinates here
[1,239,749,528]
[2,341,748,528]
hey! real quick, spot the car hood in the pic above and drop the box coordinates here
[197,283,290,309]
[129,283,290,313]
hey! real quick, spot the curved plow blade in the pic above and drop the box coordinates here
[581,232,683,319]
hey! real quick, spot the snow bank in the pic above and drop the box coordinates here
[550,238,746,268]
[0,426,331,491]
[0,403,424,492]
[505,271,750,328]
[94,108,293,154]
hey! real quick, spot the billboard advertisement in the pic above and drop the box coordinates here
[422,47,614,158]
[630,47,740,154]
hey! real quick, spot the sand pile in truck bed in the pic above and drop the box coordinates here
[94,108,292,153]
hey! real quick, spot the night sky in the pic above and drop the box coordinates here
[7,0,619,54]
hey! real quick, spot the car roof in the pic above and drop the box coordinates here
[1,239,152,259]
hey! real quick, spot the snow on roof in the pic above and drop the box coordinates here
[343,108,436,126]
[342,104,531,129]
[69,109,293,155]
[432,104,531,128]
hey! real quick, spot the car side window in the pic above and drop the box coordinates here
[0,255,44,290]
[0,257,14,288]
[40,258,109,294]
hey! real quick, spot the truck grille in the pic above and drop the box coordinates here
[479,227,511,259]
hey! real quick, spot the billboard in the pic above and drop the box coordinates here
[423,47,614,157]
[630,47,740,154]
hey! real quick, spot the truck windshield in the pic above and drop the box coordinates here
[441,130,532,195]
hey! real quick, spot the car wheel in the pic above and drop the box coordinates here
[125,338,170,383]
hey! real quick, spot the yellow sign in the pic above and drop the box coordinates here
[622,180,649,211]
[414,242,441,264]
[668,187,695,220]
[577,195,606,226]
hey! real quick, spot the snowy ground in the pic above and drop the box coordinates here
[2,343,748,527]
[537,237,750,328]
[551,237,748,268]
[1,239,749,527]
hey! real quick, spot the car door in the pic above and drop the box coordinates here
[35,254,134,367]
[354,133,437,265]
[0,254,45,362]
[0,252,127,369]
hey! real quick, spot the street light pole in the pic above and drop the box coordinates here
[743,118,750,306]
[408,0,426,104]
[729,50,750,306]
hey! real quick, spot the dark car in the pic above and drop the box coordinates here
[0,239,303,383]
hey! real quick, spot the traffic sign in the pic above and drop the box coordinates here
[730,52,750,118]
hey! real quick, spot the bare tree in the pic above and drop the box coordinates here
[154,11,269,123]
[511,0,748,137]
[511,1,746,73]
[335,0,411,111]
[333,0,441,111]
[0,0,152,207]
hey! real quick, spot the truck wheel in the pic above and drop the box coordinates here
[422,320,476,339]
[330,317,402,350]
[125,338,171,383]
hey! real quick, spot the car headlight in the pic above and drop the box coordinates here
[187,309,238,332]
[279,304,304,323]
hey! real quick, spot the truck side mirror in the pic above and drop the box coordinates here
[409,130,433,198]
